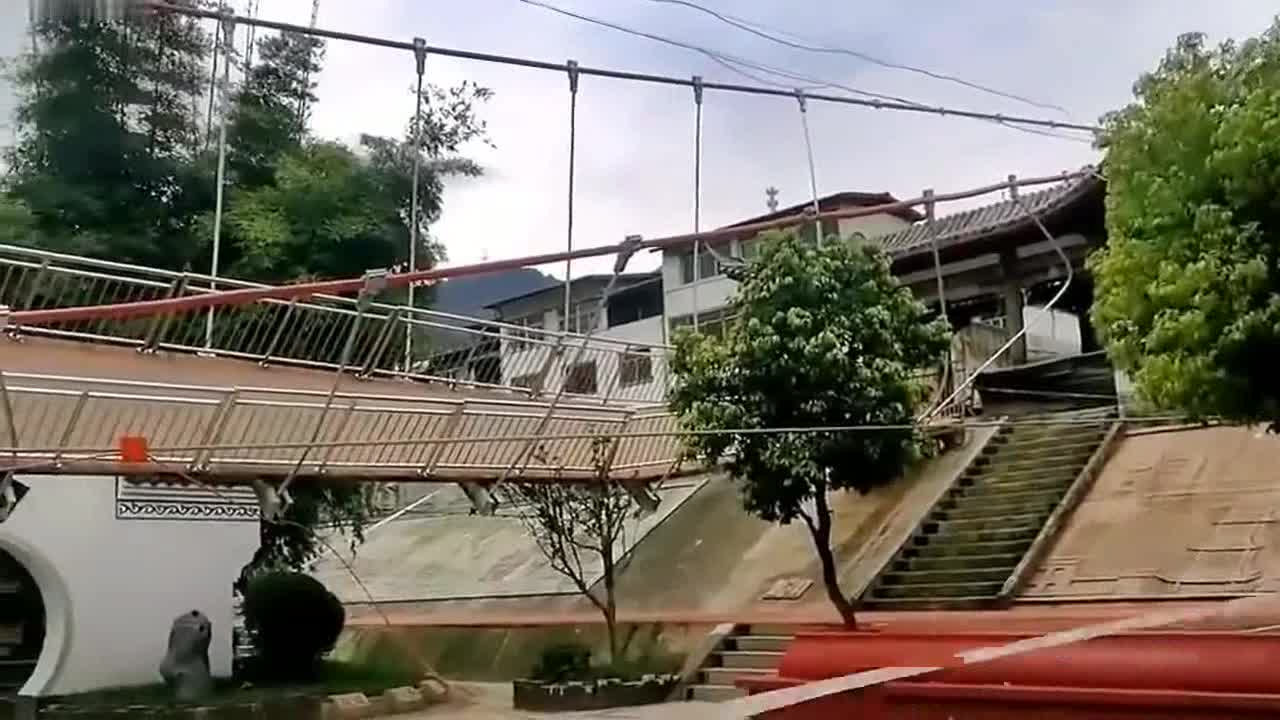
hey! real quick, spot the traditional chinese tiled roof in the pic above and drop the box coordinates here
[874,171,1103,258]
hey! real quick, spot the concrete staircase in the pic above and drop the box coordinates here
[684,625,792,702]
[863,407,1114,608]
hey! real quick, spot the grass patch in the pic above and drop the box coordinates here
[42,659,421,710]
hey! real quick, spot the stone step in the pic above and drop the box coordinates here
[939,490,1063,517]
[919,523,1041,546]
[952,475,1073,499]
[870,580,1005,600]
[928,512,1047,534]
[966,467,1078,488]
[952,485,1067,507]
[732,635,792,653]
[936,497,1058,521]
[878,566,1012,587]
[861,595,1000,610]
[903,537,1033,560]
[702,666,776,686]
[892,552,1024,573]
[999,421,1111,444]
[986,429,1106,452]
[687,684,746,702]
[972,449,1095,476]
[715,650,785,670]
[980,439,1103,464]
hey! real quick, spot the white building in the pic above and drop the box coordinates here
[660,191,923,337]
[484,273,669,404]
[0,476,257,699]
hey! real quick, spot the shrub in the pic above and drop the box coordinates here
[241,572,345,682]
[530,643,592,684]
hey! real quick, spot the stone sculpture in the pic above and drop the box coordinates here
[159,610,213,702]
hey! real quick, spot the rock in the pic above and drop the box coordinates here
[159,610,214,703]
[382,686,425,712]
[324,692,371,719]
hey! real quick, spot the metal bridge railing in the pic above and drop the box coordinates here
[0,370,683,481]
[0,243,674,406]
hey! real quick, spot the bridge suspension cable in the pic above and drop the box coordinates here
[138,0,1100,134]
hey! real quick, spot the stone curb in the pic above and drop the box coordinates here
[33,682,441,720]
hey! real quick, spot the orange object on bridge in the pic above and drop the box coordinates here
[740,630,1280,719]
[118,435,150,464]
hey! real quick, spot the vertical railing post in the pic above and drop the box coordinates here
[420,402,467,479]
[53,391,90,466]
[315,403,356,474]
[0,371,18,461]
[259,298,297,367]
[192,389,239,471]
[360,309,402,378]
[141,273,189,354]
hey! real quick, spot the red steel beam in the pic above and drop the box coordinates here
[8,170,1091,327]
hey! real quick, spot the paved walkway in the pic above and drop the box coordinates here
[403,683,707,720]
[349,597,1280,633]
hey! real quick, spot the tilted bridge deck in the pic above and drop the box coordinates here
[0,340,684,484]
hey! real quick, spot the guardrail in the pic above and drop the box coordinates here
[0,243,674,405]
[0,370,683,482]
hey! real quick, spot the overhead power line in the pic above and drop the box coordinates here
[516,0,1096,144]
[140,1,1101,134]
[518,0,930,108]
[643,0,1071,115]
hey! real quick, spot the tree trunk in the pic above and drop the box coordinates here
[602,542,619,663]
[808,486,857,629]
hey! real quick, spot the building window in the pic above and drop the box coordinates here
[668,308,737,340]
[503,314,545,350]
[678,242,731,284]
[566,303,600,334]
[564,361,598,395]
[619,349,653,387]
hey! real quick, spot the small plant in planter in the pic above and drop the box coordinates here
[514,643,678,712]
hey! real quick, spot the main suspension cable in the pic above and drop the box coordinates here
[139,1,1099,134]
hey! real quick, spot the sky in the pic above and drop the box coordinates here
[3,1,1279,278]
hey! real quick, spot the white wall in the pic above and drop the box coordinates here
[1024,305,1082,359]
[661,211,911,324]
[837,213,911,240]
[598,316,668,403]
[0,476,258,697]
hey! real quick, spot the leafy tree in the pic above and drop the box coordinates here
[3,8,214,269]
[510,437,635,662]
[226,31,324,191]
[1090,23,1280,425]
[670,231,948,627]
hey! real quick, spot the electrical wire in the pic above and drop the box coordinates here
[516,0,1099,145]
[643,0,1070,115]
[518,0,956,108]
[141,1,1099,134]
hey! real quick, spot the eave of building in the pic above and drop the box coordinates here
[482,272,660,312]
[878,172,1105,273]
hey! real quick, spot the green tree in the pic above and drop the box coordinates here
[1090,23,1280,425]
[3,9,214,268]
[226,31,324,191]
[510,438,634,663]
[670,231,948,627]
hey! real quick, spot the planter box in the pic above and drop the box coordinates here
[513,676,677,712]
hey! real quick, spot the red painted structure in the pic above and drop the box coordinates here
[740,631,1280,719]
